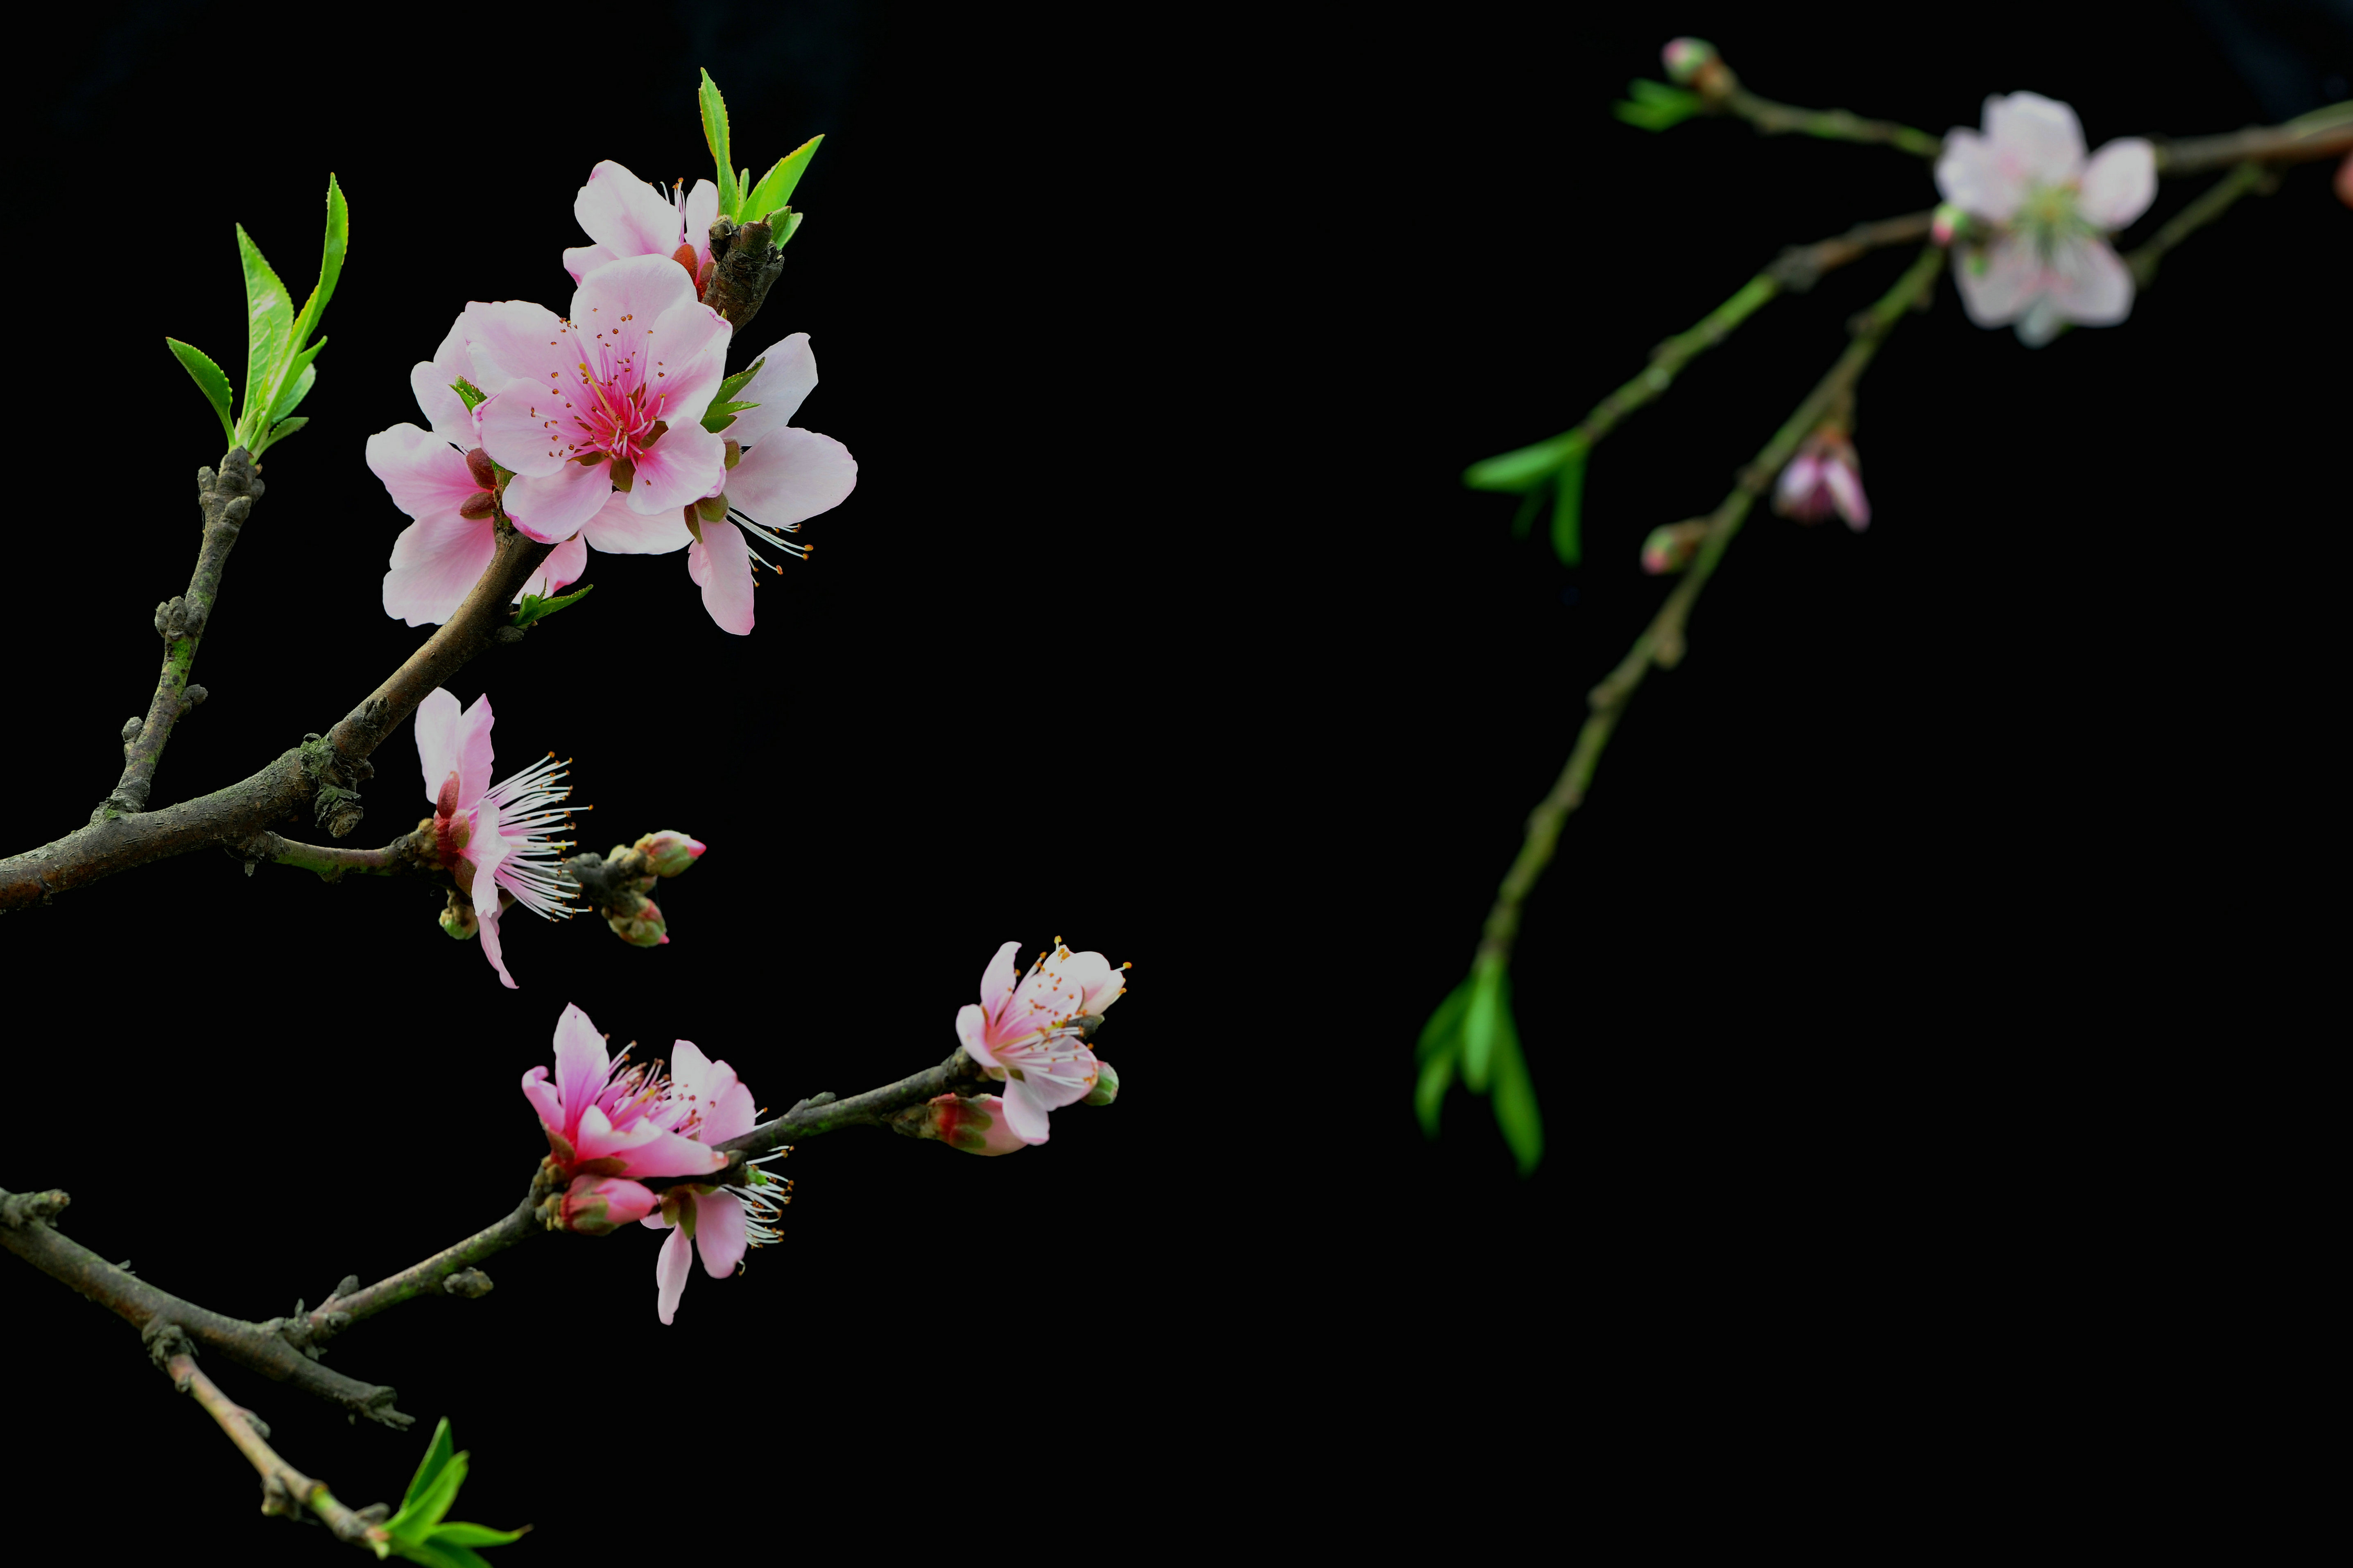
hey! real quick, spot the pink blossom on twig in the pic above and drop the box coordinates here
[955,939,1127,1145]
[416,689,580,988]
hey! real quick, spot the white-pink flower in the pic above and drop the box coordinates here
[637,1042,788,1324]
[416,688,580,989]
[1935,92,2156,347]
[686,333,857,635]
[523,1003,729,1228]
[564,161,721,291]
[464,255,733,546]
[1773,426,1870,531]
[955,940,1126,1145]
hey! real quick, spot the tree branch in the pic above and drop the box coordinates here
[260,824,439,882]
[303,1180,549,1347]
[105,452,262,815]
[1473,243,1948,972]
[2153,103,2353,175]
[2126,162,2274,287]
[1722,86,1943,157]
[0,1186,411,1427]
[163,1349,391,1550]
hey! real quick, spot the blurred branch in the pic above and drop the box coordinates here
[1474,243,1948,972]
[2153,103,2353,174]
[1723,85,1942,156]
[2126,162,2275,287]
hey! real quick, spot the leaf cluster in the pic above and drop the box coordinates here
[699,68,822,236]
[1416,960,1543,1175]
[378,1418,528,1567]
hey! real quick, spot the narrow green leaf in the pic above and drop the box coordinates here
[399,1419,455,1515]
[770,209,805,248]
[269,357,319,427]
[390,1450,466,1538]
[256,416,308,454]
[1461,960,1507,1093]
[430,1523,530,1547]
[1489,1016,1544,1176]
[742,134,823,222]
[1509,484,1547,541]
[234,223,295,445]
[1612,79,1704,131]
[1416,977,1475,1063]
[1415,1047,1456,1139]
[287,174,348,359]
[699,70,739,219]
[389,1541,482,1568]
[511,583,593,630]
[700,398,759,433]
[164,338,235,447]
[714,357,767,404]
[1465,431,1583,493]
[1550,442,1588,566]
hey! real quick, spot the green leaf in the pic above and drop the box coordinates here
[770,209,805,249]
[1416,977,1475,1063]
[1550,441,1588,566]
[429,1523,530,1547]
[1509,484,1547,541]
[713,357,767,404]
[1461,959,1508,1094]
[1415,1047,1456,1139]
[287,174,347,364]
[1465,431,1583,493]
[233,222,295,447]
[256,416,308,453]
[390,1541,486,1568]
[700,398,759,433]
[399,1419,455,1516]
[742,134,823,222]
[269,357,319,427]
[1489,1015,1544,1175]
[511,583,593,630]
[164,338,235,447]
[1613,79,1704,131]
[699,70,739,219]
[450,377,487,413]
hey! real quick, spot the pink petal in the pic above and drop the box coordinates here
[367,425,482,520]
[453,694,496,808]
[2048,235,2134,327]
[626,420,726,513]
[579,489,694,555]
[1984,91,2086,185]
[521,1065,567,1144]
[410,364,478,450]
[688,519,757,635]
[978,941,1022,1011]
[570,252,699,337]
[694,1191,748,1279]
[726,428,857,530]
[476,892,518,989]
[476,377,578,479]
[1776,453,1821,511]
[575,161,683,262]
[501,457,619,544]
[414,689,464,807]
[998,1076,1054,1144]
[551,1002,612,1130]
[2015,297,2066,348]
[1825,463,1871,531]
[683,181,719,265]
[702,1080,758,1146]
[563,244,619,286]
[2078,138,2156,231]
[655,1220,695,1324]
[1953,234,2043,328]
[462,300,569,389]
[562,1174,656,1232]
[956,1002,1002,1069]
[384,512,498,628]
[519,533,588,601]
[637,298,732,426]
[723,333,819,446]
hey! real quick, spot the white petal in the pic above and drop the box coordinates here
[2078,138,2156,230]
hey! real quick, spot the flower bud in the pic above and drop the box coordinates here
[890,1093,1030,1155]
[1640,520,1708,576]
[633,831,706,879]
[1931,201,1968,248]
[608,894,668,947]
[439,892,479,941]
[464,448,497,490]
[458,490,498,520]
[1083,1060,1120,1107]
[559,1175,656,1234]
[1661,37,1715,84]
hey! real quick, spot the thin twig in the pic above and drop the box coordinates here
[1473,243,1948,971]
[2153,103,2353,175]
[261,826,437,882]
[165,1351,391,1550]
[1723,87,1943,158]
[2127,162,2274,287]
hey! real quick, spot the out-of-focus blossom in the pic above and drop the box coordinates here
[1661,37,1717,86]
[1935,92,2155,346]
[1773,425,1870,531]
[955,940,1127,1145]
[1930,201,1968,248]
[417,689,581,988]
[2336,150,2351,209]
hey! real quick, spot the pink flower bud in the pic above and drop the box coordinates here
[608,895,668,947]
[1773,427,1870,532]
[1640,520,1708,576]
[1661,37,1716,84]
[1083,1060,1120,1107]
[464,448,497,490]
[891,1093,1031,1155]
[633,831,706,878]
[560,1174,656,1234]
[1930,201,1967,248]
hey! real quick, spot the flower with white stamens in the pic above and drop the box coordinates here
[955,939,1128,1145]
[416,688,584,990]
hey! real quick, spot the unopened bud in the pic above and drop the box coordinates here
[889,1093,1030,1155]
[1640,520,1708,575]
[458,490,498,520]
[559,1174,656,1234]
[464,448,496,490]
[634,831,706,878]
[722,438,742,470]
[439,893,479,941]
[1661,36,1716,84]
[608,894,668,947]
[1083,1060,1120,1107]
[1931,201,1968,247]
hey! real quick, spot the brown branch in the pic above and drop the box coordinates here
[163,1350,391,1550]
[302,1177,552,1348]
[0,1186,411,1428]
[260,824,440,882]
[0,517,550,912]
[678,1048,999,1189]
[105,452,262,814]
[703,216,786,336]
[2154,107,2353,175]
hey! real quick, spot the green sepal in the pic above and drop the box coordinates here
[1613,79,1705,131]
[1489,1016,1544,1176]
[700,399,759,433]
[742,134,822,223]
[1460,958,1509,1094]
[1464,430,1584,493]
[713,357,767,404]
[511,583,593,630]
[699,70,740,219]
[164,338,235,447]
[1550,441,1588,566]
[233,222,295,448]
[450,377,487,413]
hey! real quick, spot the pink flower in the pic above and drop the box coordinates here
[1773,426,1870,531]
[955,939,1127,1145]
[464,255,733,546]
[522,1004,730,1228]
[1935,92,2156,347]
[564,161,721,293]
[416,688,581,989]
[636,1042,788,1324]
[683,333,857,635]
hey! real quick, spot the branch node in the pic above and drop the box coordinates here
[443,1268,495,1298]
[788,1091,839,1114]
[0,1187,68,1228]
[143,1317,197,1376]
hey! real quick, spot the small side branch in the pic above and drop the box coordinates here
[165,1351,390,1550]
[104,452,263,816]
[258,825,438,883]
[2127,162,2274,287]
[2154,104,2353,175]
[305,1183,548,1345]
[1723,87,1943,158]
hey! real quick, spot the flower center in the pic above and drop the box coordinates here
[2014,180,2091,260]
[559,315,669,464]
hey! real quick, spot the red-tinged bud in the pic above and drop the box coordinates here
[1931,201,1969,248]
[464,448,497,490]
[672,243,700,286]
[609,457,637,491]
[889,1093,1030,1155]
[1661,36,1715,83]
[722,438,741,470]
[697,260,715,297]
[1640,520,1708,575]
[439,892,478,941]
[1083,1060,1120,1107]
[458,490,497,520]
[633,831,706,879]
[434,770,462,822]
[560,1174,656,1234]
[608,894,668,947]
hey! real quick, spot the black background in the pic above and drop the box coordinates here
[4,0,2344,1552]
